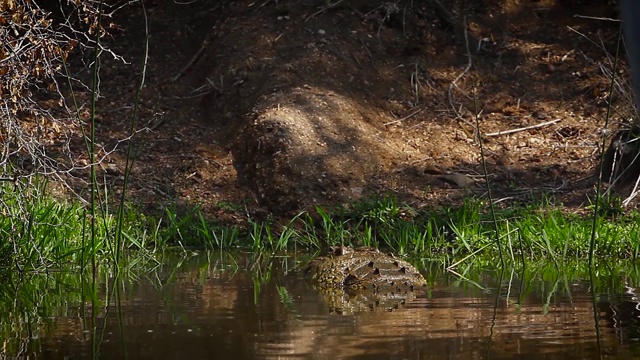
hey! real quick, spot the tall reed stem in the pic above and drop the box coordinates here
[590,24,623,268]
[89,1,104,357]
[474,87,504,268]
[114,0,150,263]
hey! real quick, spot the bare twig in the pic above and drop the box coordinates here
[429,0,457,31]
[359,38,376,70]
[384,108,423,126]
[305,0,346,22]
[485,119,561,137]
[350,52,363,69]
[411,62,420,105]
[172,27,216,82]
[623,174,640,206]
[448,16,475,130]
[1,0,127,184]
[573,14,620,22]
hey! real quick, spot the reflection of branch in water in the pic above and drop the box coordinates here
[446,267,490,292]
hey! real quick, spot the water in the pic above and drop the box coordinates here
[4,253,640,359]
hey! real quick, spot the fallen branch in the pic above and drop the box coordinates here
[448,16,476,130]
[305,0,346,22]
[384,108,423,126]
[172,26,216,82]
[485,119,560,137]
[360,38,376,70]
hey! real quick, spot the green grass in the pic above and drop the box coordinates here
[0,180,241,271]
[4,178,640,271]
[294,194,640,266]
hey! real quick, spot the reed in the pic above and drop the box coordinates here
[590,23,624,268]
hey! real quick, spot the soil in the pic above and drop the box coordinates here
[68,0,630,224]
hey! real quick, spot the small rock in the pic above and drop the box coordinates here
[104,163,120,175]
[437,173,476,188]
[423,165,444,175]
[533,111,548,120]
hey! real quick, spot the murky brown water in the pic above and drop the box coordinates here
[24,254,640,359]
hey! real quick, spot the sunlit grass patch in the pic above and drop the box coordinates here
[292,195,640,266]
[4,177,640,271]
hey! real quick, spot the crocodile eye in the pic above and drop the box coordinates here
[343,274,359,285]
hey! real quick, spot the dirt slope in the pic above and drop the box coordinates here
[84,0,628,220]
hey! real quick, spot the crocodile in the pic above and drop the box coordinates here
[303,246,427,313]
[305,246,427,290]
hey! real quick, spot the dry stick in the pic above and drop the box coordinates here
[621,146,640,206]
[360,38,376,70]
[172,28,216,82]
[474,86,504,269]
[402,0,410,38]
[599,63,635,115]
[429,0,457,30]
[412,62,420,105]
[447,241,493,272]
[446,268,489,291]
[351,52,363,69]
[623,172,640,207]
[448,16,475,130]
[589,26,623,268]
[305,0,345,22]
[567,26,610,56]
[485,118,561,137]
[258,0,276,10]
[603,140,640,198]
[383,108,423,126]
[597,31,619,74]
[574,14,621,23]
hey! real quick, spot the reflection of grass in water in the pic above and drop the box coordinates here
[0,252,219,358]
[276,285,298,316]
[249,252,296,306]
[0,270,96,356]
[1,250,638,357]
[420,258,640,308]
